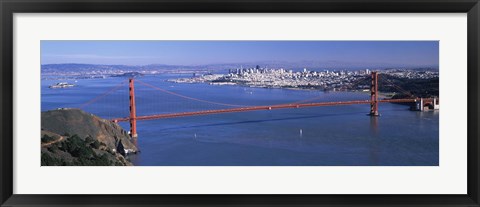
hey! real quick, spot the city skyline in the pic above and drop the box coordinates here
[41,41,439,69]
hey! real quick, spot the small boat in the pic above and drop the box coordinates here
[49,82,75,88]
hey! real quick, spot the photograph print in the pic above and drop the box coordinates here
[40,41,439,166]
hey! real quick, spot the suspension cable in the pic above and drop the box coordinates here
[79,80,128,109]
[136,80,248,107]
[381,78,415,98]
[290,75,369,104]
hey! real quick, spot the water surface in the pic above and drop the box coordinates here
[41,75,439,166]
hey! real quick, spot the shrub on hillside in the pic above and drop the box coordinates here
[42,134,122,166]
[41,134,57,143]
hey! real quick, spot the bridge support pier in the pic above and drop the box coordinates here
[369,71,379,116]
[129,78,138,139]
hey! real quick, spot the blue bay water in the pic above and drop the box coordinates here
[41,75,439,166]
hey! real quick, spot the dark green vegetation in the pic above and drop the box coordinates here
[378,74,439,99]
[41,109,138,166]
[41,134,57,143]
[111,72,144,78]
[41,134,129,166]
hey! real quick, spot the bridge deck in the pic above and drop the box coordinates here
[112,98,424,122]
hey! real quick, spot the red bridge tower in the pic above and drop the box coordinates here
[370,71,379,116]
[129,78,138,139]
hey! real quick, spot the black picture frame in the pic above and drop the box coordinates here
[1,0,479,206]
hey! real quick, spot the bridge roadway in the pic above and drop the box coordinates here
[112,98,426,122]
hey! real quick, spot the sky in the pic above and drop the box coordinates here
[41,41,439,68]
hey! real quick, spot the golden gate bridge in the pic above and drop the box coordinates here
[79,72,438,139]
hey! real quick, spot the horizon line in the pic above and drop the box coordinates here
[40,62,440,68]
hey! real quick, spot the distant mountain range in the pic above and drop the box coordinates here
[41,62,439,74]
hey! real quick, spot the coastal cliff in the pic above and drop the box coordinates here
[41,108,138,166]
